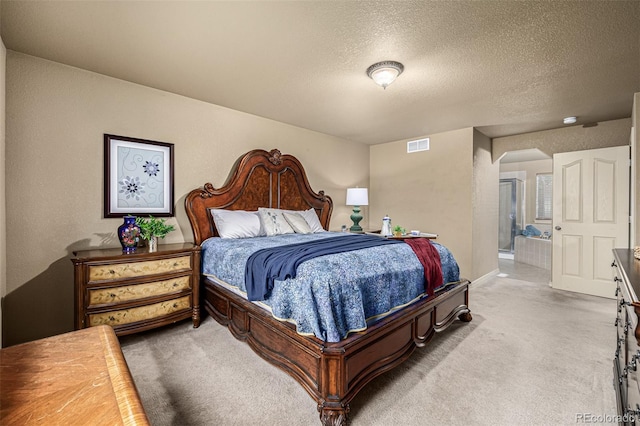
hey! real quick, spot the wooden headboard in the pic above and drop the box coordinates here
[184,148,333,245]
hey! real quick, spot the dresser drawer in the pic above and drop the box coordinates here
[88,275,191,307]
[628,370,640,415]
[88,295,191,327]
[88,255,191,282]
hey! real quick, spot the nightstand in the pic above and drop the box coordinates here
[71,243,201,336]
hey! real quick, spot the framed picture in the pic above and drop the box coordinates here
[104,134,174,218]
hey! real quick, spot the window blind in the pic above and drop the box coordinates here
[536,173,553,220]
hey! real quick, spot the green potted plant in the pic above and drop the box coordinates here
[392,225,406,237]
[135,216,175,252]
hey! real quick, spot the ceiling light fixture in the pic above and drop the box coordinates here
[366,61,404,89]
[563,116,577,125]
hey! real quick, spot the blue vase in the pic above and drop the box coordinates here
[118,215,141,253]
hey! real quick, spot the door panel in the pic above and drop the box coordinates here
[563,160,582,222]
[552,146,629,298]
[561,235,582,276]
[594,159,616,222]
[593,236,616,281]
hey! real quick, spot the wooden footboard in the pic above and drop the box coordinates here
[203,277,471,426]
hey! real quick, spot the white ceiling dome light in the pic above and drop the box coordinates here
[563,116,577,124]
[366,61,404,89]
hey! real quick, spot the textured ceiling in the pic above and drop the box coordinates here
[2,1,639,145]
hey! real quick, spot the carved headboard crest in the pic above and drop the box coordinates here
[268,149,282,165]
[200,182,217,199]
[185,149,333,245]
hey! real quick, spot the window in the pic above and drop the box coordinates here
[536,173,553,220]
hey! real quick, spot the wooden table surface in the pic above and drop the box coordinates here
[0,325,149,425]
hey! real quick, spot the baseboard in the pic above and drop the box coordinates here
[469,268,499,288]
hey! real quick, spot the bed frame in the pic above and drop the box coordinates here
[185,148,472,425]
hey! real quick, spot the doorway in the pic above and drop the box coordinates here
[498,178,524,255]
[551,146,630,298]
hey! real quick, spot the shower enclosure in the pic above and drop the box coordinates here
[499,178,524,253]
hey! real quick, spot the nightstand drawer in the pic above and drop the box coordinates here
[88,295,191,327]
[88,275,191,306]
[88,255,191,282]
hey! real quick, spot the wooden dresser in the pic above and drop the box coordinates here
[72,243,201,336]
[612,248,640,423]
[0,325,149,425]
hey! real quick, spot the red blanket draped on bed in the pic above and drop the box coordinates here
[404,238,443,296]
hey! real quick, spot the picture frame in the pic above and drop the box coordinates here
[104,134,175,218]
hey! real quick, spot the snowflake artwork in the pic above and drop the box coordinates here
[119,175,145,200]
[116,145,165,209]
[143,161,160,177]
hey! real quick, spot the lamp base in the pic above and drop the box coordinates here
[350,206,363,233]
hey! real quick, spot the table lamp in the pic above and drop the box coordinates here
[346,188,369,233]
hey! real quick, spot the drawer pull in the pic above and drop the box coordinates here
[615,317,620,327]
[614,276,622,283]
[612,261,617,267]
[109,270,115,274]
[619,299,630,313]
[616,287,620,297]
[628,406,640,417]
[110,293,116,298]
[629,352,640,371]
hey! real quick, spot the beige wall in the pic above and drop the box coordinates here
[472,129,499,280]
[493,118,631,161]
[370,128,476,280]
[3,52,369,346]
[500,159,553,226]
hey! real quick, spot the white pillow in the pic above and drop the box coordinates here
[283,212,312,234]
[297,208,325,233]
[258,208,295,236]
[211,209,263,238]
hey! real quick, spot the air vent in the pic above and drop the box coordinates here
[407,138,430,153]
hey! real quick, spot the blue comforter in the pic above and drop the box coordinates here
[201,232,460,342]
[245,234,403,301]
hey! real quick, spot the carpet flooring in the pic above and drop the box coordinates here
[120,260,617,425]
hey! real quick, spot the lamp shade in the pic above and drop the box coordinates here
[346,188,368,206]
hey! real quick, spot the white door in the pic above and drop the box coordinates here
[552,146,629,298]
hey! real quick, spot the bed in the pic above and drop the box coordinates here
[184,148,472,425]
